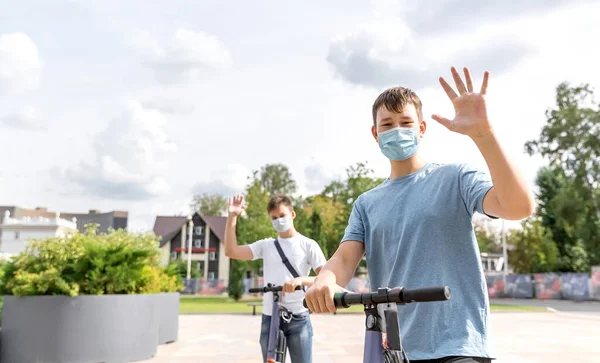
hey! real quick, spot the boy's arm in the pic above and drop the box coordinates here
[432,67,535,221]
[282,265,325,291]
[473,131,536,220]
[282,275,316,295]
[304,241,365,313]
[223,214,254,260]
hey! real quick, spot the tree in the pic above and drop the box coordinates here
[525,82,600,264]
[259,163,298,196]
[508,218,560,274]
[309,161,385,260]
[535,166,572,257]
[525,83,600,199]
[190,193,227,216]
[322,181,345,203]
[235,170,278,275]
[329,162,385,245]
[473,219,501,254]
[227,259,246,301]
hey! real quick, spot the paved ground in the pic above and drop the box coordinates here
[144,309,600,363]
[491,298,600,314]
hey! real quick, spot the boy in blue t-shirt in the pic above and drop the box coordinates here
[304,66,535,362]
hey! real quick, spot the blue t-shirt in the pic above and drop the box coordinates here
[342,162,496,360]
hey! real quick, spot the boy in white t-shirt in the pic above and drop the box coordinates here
[224,193,327,363]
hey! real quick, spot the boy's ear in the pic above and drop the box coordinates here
[372,125,378,142]
[419,120,427,137]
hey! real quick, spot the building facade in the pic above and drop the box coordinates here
[0,206,128,234]
[0,210,78,255]
[153,213,230,285]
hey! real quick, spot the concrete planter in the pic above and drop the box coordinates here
[1,294,159,363]
[157,292,180,344]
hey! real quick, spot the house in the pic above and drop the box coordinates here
[0,206,128,234]
[153,213,229,286]
[0,210,78,256]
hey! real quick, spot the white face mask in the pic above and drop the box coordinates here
[271,216,293,233]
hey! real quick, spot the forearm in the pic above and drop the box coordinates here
[223,215,239,257]
[299,276,316,286]
[314,255,357,288]
[472,130,535,217]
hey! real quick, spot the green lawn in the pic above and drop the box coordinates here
[0,295,545,317]
[179,296,546,314]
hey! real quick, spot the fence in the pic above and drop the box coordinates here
[485,267,600,301]
[183,266,600,301]
[593,266,600,301]
[183,278,227,295]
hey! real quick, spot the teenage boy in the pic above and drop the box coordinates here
[225,193,327,363]
[304,66,535,363]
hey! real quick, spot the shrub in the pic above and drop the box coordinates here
[139,265,184,294]
[227,259,246,301]
[169,259,201,279]
[0,226,182,296]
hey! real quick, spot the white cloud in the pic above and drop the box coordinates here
[133,28,232,84]
[0,32,43,94]
[3,1,600,234]
[390,0,597,36]
[327,14,533,89]
[192,163,252,198]
[56,101,177,200]
[1,106,45,131]
[140,96,195,115]
[302,163,342,195]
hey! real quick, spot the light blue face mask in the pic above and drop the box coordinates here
[271,216,293,233]
[377,127,419,161]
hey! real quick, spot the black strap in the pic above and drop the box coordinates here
[274,238,300,278]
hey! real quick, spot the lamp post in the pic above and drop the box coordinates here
[501,219,508,276]
[186,215,194,281]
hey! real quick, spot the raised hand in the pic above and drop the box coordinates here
[227,194,247,217]
[431,67,492,139]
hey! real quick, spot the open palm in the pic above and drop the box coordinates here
[228,194,247,217]
[432,67,493,138]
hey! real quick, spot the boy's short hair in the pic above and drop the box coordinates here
[267,194,293,212]
[372,87,423,125]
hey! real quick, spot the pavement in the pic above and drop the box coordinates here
[491,298,600,314]
[143,308,600,363]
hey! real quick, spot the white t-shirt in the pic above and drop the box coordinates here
[248,233,327,315]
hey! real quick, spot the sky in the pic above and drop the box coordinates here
[1,0,600,232]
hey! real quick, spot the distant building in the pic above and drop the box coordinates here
[0,210,78,256]
[153,213,229,285]
[0,206,128,234]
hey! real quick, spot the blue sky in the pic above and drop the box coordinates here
[2,0,600,231]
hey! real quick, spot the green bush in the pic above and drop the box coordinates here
[227,259,246,301]
[169,260,201,279]
[0,225,183,297]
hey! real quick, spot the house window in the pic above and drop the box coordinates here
[209,251,216,261]
[14,231,20,240]
[208,272,215,280]
[170,252,178,260]
[193,239,203,248]
[195,226,204,235]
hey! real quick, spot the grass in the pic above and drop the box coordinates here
[180,295,263,313]
[488,303,546,312]
[178,296,547,314]
[0,295,546,317]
